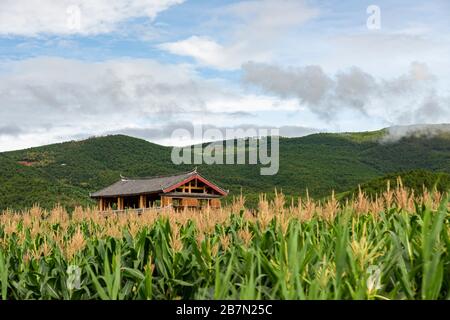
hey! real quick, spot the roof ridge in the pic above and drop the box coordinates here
[121,169,197,181]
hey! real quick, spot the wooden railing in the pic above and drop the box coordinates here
[98,205,173,215]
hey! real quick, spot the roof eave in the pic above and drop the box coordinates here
[90,190,163,198]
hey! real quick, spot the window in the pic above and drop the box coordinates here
[172,198,181,207]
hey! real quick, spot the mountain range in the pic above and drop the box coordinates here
[1,125,450,210]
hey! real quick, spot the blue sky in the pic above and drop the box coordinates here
[0,0,449,151]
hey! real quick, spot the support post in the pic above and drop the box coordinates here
[161,196,172,207]
[139,195,146,209]
[118,196,124,210]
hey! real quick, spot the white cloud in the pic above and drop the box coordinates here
[158,0,318,69]
[0,0,184,36]
[0,56,302,151]
[382,123,450,143]
[0,57,211,128]
[242,61,450,125]
[159,36,242,70]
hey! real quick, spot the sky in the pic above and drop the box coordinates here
[0,0,449,151]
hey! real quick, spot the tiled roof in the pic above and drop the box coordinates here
[90,169,228,198]
[91,170,197,197]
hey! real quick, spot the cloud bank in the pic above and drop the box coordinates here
[0,57,303,151]
[382,123,450,143]
[242,61,449,125]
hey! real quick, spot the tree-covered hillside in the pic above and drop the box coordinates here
[0,154,92,210]
[1,127,450,210]
[339,169,450,201]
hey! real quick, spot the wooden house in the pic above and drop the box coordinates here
[90,169,228,211]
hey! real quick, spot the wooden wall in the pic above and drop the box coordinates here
[210,199,221,208]
[181,198,198,207]
[96,193,222,211]
[161,196,172,207]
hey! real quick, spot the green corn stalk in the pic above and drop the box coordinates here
[214,252,235,299]
[420,198,447,300]
[0,190,449,300]
[334,220,349,299]
[0,250,8,300]
[87,248,122,300]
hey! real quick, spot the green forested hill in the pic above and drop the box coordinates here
[0,154,92,210]
[1,128,450,210]
[339,169,450,201]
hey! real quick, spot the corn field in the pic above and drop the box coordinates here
[0,184,449,300]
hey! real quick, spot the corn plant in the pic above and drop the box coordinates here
[0,185,449,300]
